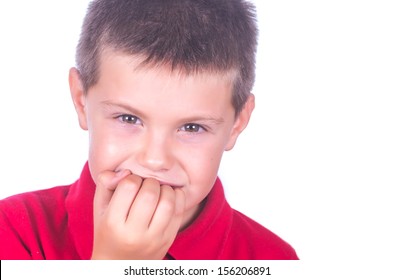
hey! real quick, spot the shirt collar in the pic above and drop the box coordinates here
[65,162,95,259]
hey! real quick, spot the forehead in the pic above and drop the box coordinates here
[96,48,237,88]
[90,49,237,118]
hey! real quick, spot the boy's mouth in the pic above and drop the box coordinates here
[135,174,183,188]
[115,169,183,188]
[156,180,183,189]
[136,173,183,188]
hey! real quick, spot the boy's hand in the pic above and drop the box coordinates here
[91,170,185,259]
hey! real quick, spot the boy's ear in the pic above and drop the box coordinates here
[69,67,88,130]
[225,94,255,151]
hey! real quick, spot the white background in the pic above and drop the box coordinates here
[0,0,392,271]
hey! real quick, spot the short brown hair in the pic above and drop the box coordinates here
[76,0,258,116]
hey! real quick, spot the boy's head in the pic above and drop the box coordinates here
[70,0,257,227]
[75,0,257,116]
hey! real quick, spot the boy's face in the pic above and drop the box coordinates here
[70,50,254,227]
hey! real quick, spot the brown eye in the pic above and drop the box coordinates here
[119,114,140,124]
[182,123,204,133]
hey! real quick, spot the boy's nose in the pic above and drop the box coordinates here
[136,131,174,172]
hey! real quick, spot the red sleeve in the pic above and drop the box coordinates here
[0,187,71,260]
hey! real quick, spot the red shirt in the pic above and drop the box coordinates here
[0,163,298,260]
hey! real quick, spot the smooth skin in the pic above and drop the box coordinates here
[69,50,254,259]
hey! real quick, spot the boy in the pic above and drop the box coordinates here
[0,0,298,259]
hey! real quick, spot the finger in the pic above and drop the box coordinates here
[147,185,177,234]
[174,188,186,216]
[125,178,161,230]
[165,188,186,234]
[93,169,131,219]
[106,174,143,224]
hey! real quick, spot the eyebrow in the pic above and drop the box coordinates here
[101,100,147,119]
[101,100,226,125]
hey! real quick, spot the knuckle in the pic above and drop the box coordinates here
[142,189,159,204]
[158,196,175,214]
[123,237,137,248]
[123,234,145,248]
[101,215,117,231]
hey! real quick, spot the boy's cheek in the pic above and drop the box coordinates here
[88,130,129,170]
[89,137,126,171]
